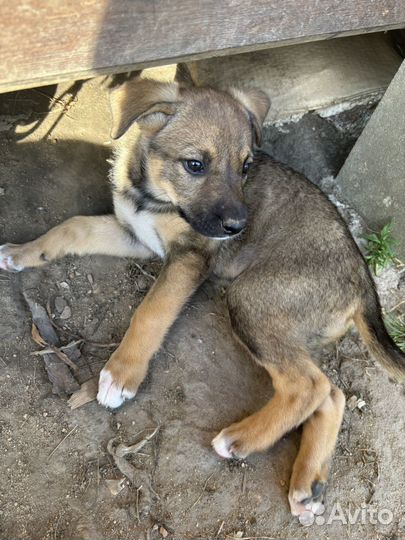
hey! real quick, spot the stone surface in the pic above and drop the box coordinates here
[262,102,377,185]
[337,60,405,259]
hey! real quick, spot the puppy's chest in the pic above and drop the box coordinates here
[115,197,189,257]
[130,211,166,257]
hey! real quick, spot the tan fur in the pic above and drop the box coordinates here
[102,252,207,392]
[0,215,153,269]
[214,359,331,458]
[288,385,345,515]
[354,309,405,382]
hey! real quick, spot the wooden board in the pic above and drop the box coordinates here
[0,0,404,93]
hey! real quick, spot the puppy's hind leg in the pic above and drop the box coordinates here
[288,384,345,520]
[212,355,331,459]
[0,215,153,271]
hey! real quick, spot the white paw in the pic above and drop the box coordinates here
[0,244,23,272]
[289,488,325,525]
[212,430,233,458]
[97,368,136,409]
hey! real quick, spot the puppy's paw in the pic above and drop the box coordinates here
[212,422,255,459]
[97,368,137,409]
[289,481,326,525]
[212,430,235,458]
[0,244,24,272]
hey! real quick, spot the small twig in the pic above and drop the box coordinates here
[133,263,156,281]
[241,469,247,494]
[48,425,78,459]
[85,341,120,349]
[189,471,216,510]
[31,339,83,356]
[96,456,100,502]
[135,485,142,523]
[47,344,78,371]
[387,299,405,313]
[216,521,225,537]
[225,536,277,540]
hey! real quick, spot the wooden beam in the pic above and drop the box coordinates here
[0,0,404,93]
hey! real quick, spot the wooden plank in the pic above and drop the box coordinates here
[0,0,404,93]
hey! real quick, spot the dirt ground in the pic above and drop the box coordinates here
[0,79,404,540]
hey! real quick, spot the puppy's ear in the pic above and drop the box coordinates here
[109,77,180,139]
[228,88,270,146]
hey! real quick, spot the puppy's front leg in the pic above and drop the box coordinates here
[0,215,152,271]
[97,250,209,408]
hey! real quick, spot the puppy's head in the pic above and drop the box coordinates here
[110,77,270,239]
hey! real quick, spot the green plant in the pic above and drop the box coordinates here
[385,313,405,352]
[363,221,397,275]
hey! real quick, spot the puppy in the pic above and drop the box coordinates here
[1,75,404,520]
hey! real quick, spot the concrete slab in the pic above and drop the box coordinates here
[190,33,401,123]
[337,60,405,259]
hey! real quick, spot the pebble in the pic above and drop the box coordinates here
[136,275,148,291]
[60,306,72,320]
[54,296,67,313]
[347,395,358,410]
[348,395,366,411]
[105,478,125,496]
[357,398,366,410]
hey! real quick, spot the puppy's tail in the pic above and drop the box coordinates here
[354,289,405,383]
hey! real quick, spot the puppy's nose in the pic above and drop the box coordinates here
[221,216,247,235]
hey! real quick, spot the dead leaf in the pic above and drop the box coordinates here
[105,477,125,496]
[31,323,46,347]
[68,378,99,409]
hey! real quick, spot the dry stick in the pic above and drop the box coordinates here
[48,425,78,459]
[387,299,405,313]
[135,485,142,523]
[216,521,225,537]
[47,343,78,371]
[32,339,118,356]
[241,469,247,494]
[133,263,156,281]
[188,471,216,510]
[31,340,80,371]
[85,341,120,348]
[225,537,277,540]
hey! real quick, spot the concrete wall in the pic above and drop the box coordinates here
[337,61,405,259]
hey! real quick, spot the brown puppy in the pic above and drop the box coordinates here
[1,76,404,520]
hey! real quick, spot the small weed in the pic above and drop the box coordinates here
[384,313,405,352]
[363,221,397,275]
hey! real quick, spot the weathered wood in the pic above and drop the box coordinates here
[0,0,404,93]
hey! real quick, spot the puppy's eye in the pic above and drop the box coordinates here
[183,159,205,175]
[242,159,252,175]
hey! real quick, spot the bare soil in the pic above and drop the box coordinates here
[0,79,404,540]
